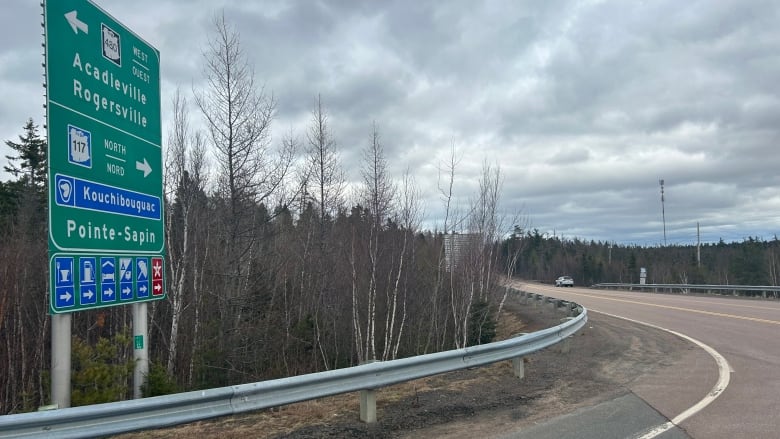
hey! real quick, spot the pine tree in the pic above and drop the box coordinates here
[3,118,48,234]
[4,118,47,191]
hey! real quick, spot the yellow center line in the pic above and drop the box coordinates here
[537,288,780,326]
[578,290,780,311]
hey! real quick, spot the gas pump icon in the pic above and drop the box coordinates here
[79,257,97,306]
[82,260,94,283]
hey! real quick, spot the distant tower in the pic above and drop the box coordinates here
[659,179,667,245]
[697,222,701,268]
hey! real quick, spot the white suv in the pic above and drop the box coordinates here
[555,276,574,287]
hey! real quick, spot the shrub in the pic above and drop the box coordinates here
[71,331,134,406]
[141,362,180,397]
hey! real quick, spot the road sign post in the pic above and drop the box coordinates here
[44,0,165,407]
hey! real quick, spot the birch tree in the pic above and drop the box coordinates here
[164,88,208,377]
[383,169,421,360]
[355,123,395,361]
[426,143,462,351]
[460,162,503,346]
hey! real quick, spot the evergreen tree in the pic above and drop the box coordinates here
[627,252,638,283]
[0,180,22,224]
[731,238,768,286]
[4,118,47,190]
[3,118,48,234]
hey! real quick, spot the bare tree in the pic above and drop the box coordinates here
[306,94,345,230]
[302,95,345,369]
[193,13,295,379]
[354,123,396,361]
[458,161,503,347]
[385,168,422,360]
[496,214,529,320]
[425,142,463,351]
[164,88,208,377]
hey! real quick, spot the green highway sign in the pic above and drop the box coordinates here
[45,0,165,313]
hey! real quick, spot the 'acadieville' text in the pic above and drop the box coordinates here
[71,52,149,128]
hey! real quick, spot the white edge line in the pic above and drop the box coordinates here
[591,311,732,439]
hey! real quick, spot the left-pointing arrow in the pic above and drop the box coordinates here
[136,158,152,178]
[64,10,88,35]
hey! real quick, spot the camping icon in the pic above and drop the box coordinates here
[119,257,132,281]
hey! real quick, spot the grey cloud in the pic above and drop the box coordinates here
[2,0,779,245]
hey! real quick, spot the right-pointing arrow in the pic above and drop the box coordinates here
[64,10,89,35]
[135,158,152,178]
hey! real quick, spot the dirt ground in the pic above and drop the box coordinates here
[118,292,694,439]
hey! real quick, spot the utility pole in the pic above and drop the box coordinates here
[697,222,701,268]
[659,179,667,246]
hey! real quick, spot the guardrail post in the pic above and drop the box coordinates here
[511,332,528,379]
[359,359,379,423]
[559,318,574,353]
[512,357,525,379]
[360,389,377,423]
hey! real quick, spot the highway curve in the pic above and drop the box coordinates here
[518,281,780,438]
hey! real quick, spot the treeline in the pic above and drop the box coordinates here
[0,116,510,413]
[0,16,516,414]
[502,228,780,288]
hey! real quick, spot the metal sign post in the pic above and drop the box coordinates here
[44,0,164,406]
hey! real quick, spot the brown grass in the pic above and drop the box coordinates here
[117,309,531,438]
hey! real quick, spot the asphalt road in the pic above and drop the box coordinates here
[518,282,780,439]
[501,393,689,439]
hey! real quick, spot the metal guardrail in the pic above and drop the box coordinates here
[0,294,586,438]
[593,283,780,296]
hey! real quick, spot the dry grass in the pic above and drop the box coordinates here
[117,308,533,438]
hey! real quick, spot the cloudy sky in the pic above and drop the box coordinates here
[3,0,779,245]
